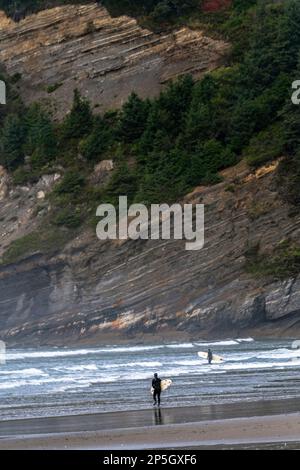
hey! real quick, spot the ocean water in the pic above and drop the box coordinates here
[1,338,300,420]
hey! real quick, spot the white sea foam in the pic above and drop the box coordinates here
[221,348,300,362]
[0,368,47,377]
[173,360,203,366]
[7,340,252,362]
[55,364,98,372]
[257,348,300,360]
[222,352,257,362]
[96,361,163,370]
[220,359,300,371]
[0,380,29,390]
[0,376,82,391]
[6,345,166,360]
[194,340,238,347]
[53,383,93,393]
[101,345,164,353]
[117,361,162,368]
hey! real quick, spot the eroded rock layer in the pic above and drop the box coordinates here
[0,3,228,116]
[1,161,300,346]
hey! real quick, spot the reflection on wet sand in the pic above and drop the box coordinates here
[153,408,163,425]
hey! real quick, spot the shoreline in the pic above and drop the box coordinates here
[1,398,300,450]
[1,414,300,449]
[2,398,300,435]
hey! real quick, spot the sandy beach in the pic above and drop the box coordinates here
[1,414,300,450]
[1,399,300,450]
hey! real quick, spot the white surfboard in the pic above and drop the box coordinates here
[151,378,172,395]
[197,351,223,363]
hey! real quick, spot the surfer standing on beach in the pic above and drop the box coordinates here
[152,373,162,407]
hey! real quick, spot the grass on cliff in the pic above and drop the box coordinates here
[0,1,206,25]
[0,0,94,18]
[245,242,300,281]
[1,229,72,265]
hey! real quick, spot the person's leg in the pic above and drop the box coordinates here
[153,390,157,405]
[157,391,161,407]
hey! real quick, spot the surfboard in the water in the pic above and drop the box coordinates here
[197,351,223,363]
[150,379,172,395]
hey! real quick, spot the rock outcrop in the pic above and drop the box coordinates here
[0,3,228,117]
[1,160,300,346]
[0,169,61,258]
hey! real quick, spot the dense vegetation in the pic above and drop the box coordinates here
[246,241,300,281]
[0,0,94,18]
[102,0,199,24]
[1,0,300,268]
[0,0,203,22]
[0,1,257,26]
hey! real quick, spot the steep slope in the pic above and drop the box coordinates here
[0,4,228,117]
[1,159,300,346]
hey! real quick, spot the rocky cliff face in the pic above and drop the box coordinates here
[0,3,228,117]
[1,159,300,346]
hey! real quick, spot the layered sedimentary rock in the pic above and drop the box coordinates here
[0,3,228,116]
[0,167,61,257]
[1,160,300,346]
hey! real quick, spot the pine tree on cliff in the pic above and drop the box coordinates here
[62,89,93,140]
[117,92,149,143]
[0,113,25,170]
[24,104,57,168]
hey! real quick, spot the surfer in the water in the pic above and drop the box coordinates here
[208,348,213,365]
[152,373,161,407]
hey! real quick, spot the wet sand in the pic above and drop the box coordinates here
[1,413,300,449]
[1,398,300,437]
[0,399,300,449]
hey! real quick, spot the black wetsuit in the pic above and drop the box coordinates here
[208,350,213,364]
[152,377,162,405]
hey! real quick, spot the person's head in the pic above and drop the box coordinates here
[154,373,158,378]
[208,348,211,352]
